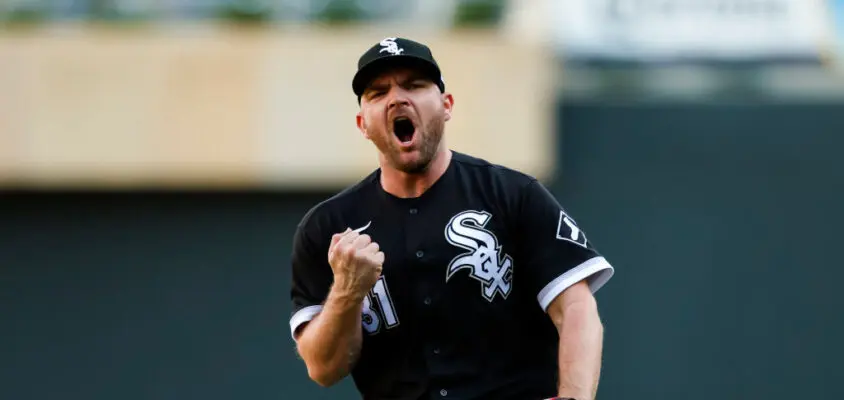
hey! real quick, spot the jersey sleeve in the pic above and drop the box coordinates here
[289,221,333,340]
[516,179,615,312]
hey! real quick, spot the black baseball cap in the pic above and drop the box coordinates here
[352,37,445,100]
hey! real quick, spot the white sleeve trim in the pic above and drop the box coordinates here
[537,256,615,312]
[289,305,323,339]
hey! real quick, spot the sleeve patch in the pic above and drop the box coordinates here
[555,210,588,248]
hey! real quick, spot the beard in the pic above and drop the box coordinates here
[376,114,445,174]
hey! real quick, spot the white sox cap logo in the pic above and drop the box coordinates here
[444,210,513,301]
[379,37,404,55]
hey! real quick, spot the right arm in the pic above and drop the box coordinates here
[291,227,384,387]
[294,285,364,386]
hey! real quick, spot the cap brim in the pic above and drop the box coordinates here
[352,55,442,97]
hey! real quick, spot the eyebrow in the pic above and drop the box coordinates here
[364,73,431,98]
[371,75,428,89]
[367,81,390,92]
[404,73,429,83]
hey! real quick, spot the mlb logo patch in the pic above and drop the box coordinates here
[556,210,588,248]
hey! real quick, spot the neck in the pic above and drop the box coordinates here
[380,148,452,199]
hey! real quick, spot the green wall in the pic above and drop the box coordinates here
[2,100,842,399]
[556,100,844,399]
[0,192,347,399]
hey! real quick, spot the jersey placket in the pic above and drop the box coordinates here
[402,200,454,399]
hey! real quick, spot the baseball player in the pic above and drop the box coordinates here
[289,37,615,400]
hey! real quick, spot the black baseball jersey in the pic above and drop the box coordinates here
[289,151,614,400]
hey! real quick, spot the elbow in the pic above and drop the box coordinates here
[294,322,357,388]
[307,365,344,387]
[298,345,349,387]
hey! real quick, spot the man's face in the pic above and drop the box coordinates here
[356,66,454,174]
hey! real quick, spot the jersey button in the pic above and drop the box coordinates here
[415,250,424,258]
[433,348,440,355]
[439,389,448,397]
[423,297,432,305]
[409,208,418,214]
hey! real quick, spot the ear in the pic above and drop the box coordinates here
[442,93,455,122]
[356,112,370,140]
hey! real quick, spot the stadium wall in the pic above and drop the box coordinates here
[0,25,557,190]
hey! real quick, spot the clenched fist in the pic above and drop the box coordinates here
[327,228,385,301]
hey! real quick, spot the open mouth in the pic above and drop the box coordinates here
[393,117,415,144]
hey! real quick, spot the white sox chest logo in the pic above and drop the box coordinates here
[445,210,513,301]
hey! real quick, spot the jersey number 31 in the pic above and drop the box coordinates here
[362,276,400,334]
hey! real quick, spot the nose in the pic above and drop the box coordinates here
[386,86,410,110]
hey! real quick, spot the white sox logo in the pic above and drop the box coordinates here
[379,37,404,55]
[445,210,513,302]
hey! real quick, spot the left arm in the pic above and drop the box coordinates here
[512,179,615,400]
[547,280,604,400]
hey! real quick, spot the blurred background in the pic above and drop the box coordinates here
[2,0,843,399]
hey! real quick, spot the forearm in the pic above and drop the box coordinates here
[295,288,364,387]
[555,296,604,400]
